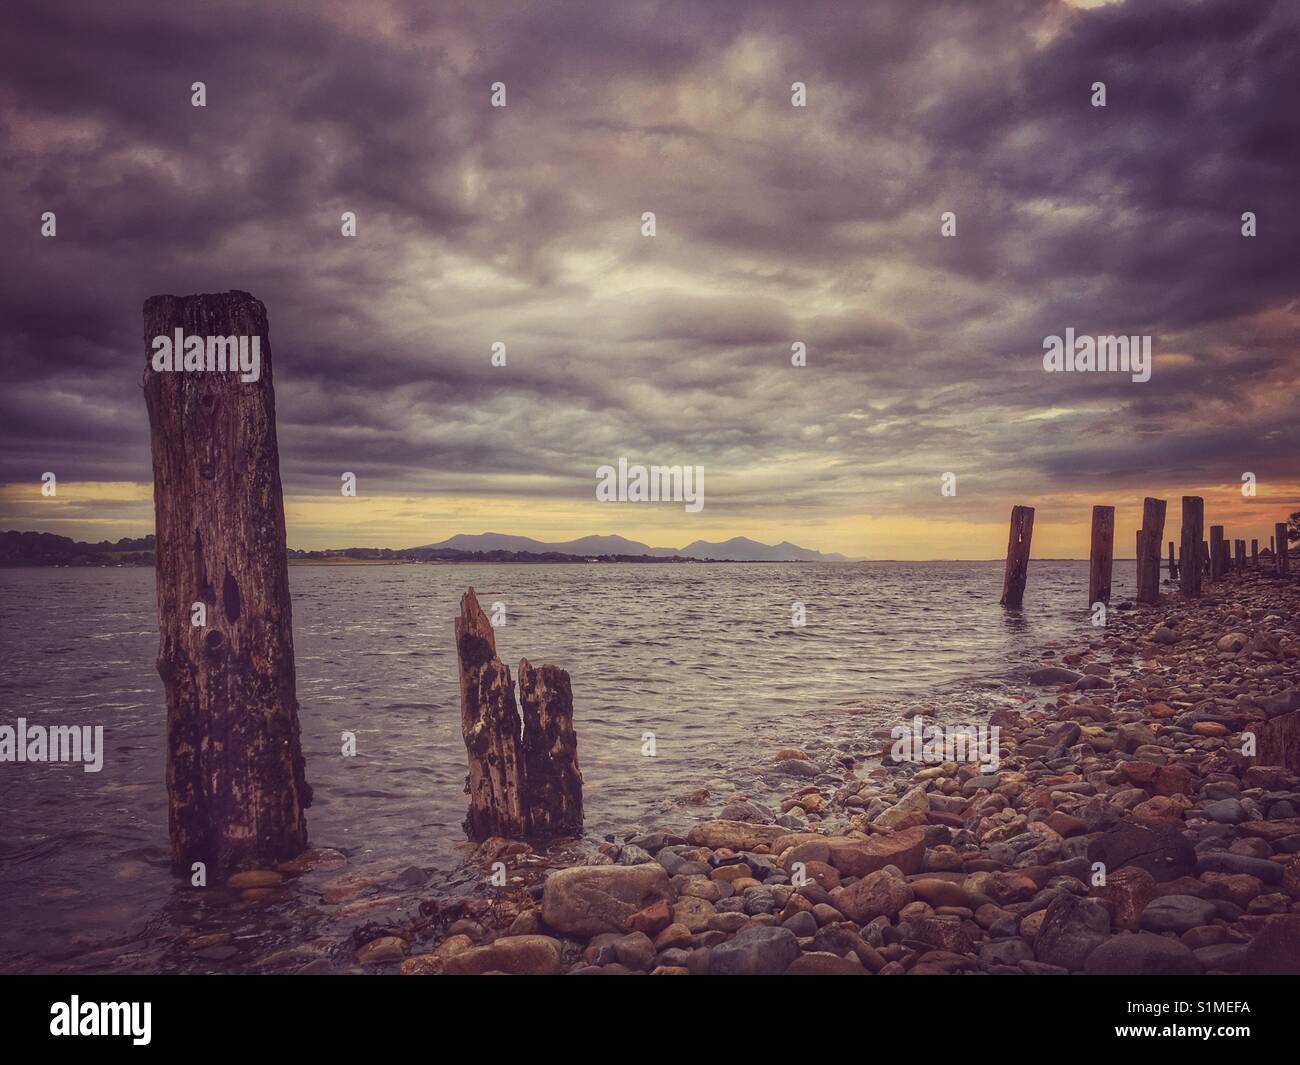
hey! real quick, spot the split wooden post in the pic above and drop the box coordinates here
[1087,505,1114,606]
[1278,523,1291,575]
[1167,540,1177,580]
[143,291,311,877]
[454,588,584,842]
[999,506,1034,607]
[455,588,527,840]
[1137,498,1166,605]
[1209,525,1226,581]
[518,660,584,840]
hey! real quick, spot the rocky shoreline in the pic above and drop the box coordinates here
[396,570,1300,975]
[23,570,1300,977]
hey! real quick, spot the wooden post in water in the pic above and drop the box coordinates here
[455,588,527,840]
[143,290,311,877]
[1209,525,1225,581]
[454,588,584,842]
[1278,523,1291,575]
[1185,496,1201,595]
[1167,540,1177,580]
[1087,505,1114,606]
[518,660,584,840]
[1234,539,1246,574]
[1137,498,1166,605]
[999,506,1034,607]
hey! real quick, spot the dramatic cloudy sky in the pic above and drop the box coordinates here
[1,0,1296,556]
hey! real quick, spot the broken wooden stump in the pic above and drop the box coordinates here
[455,588,583,842]
[455,588,527,840]
[1087,505,1114,606]
[999,505,1034,607]
[518,659,584,840]
[1136,497,1166,605]
[143,290,311,877]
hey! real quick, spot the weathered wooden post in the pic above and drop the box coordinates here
[1234,539,1246,574]
[1202,540,1210,575]
[1209,525,1225,581]
[1252,539,1259,568]
[454,588,584,842]
[1167,540,1177,580]
[518,660,584,840]
[1088,505,1114,606]
[1278,523,1291,575]
[999,506,1034,607]
[455,588,527,840]
[1137,498,1166,605]
[143,291,311,877]
[1136,529,1145,593]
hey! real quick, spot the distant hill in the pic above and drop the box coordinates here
[418,531,851,562]
[0,530,156,566]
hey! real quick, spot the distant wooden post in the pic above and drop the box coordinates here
[999,506,1034,607]
[1201,541,1209,575]
[1234,539,1246,574]
[1087,505,1114,606]
[1278,523,1291,575]
[1251,539,1259,568]
[518,660,584,840]
[1137,498,1166,605]
[143,291,311,876]
[1209,525,1225,581]
[455,588,527,840]
[1167,540,1177,580]
[1271,535,1277,555]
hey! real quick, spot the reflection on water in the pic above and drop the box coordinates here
[0,559,1138,966]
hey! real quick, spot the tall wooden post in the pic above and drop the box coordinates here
[1251,539,1259,568]
[455,588,527,840]
[999,506,1034,607]
[1088,505,1114,606]
[1278,523,1291,575]
[1137,498,1166,605]
[1234,539,1246,574]
[1167,540,1177,580]
[143,291,311,877]
[1209,525,1225,581]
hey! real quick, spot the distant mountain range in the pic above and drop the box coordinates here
[417,533,852,562]
[0,528,851,567]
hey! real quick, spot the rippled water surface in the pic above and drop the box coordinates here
[0,560,1140,966]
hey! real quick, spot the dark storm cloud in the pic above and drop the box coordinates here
[1,0,1297,535]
